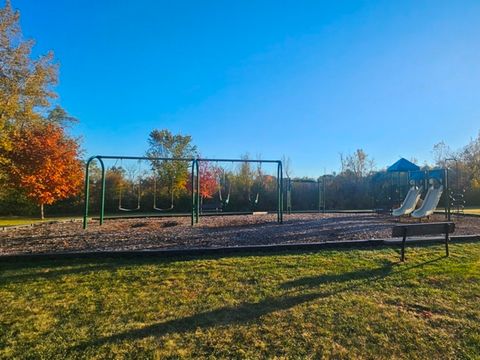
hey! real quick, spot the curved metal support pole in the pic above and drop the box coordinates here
[83,156,105,229]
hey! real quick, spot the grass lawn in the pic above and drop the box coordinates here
[464,208,480,215]
[1,243,479,359]
[0,216,80,227]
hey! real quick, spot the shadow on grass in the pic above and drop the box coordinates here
[0,263,120,282]
[1,239,458,277]
[68,256,444,353]
[281,256,444,290]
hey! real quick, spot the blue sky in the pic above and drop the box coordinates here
[11,0,480,176]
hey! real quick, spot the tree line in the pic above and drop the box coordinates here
[0,2,82,219]
[2,1,480,218]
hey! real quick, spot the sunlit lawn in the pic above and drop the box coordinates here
[1,243,479,358]
[463,207,480,215]
[0,217,79,227]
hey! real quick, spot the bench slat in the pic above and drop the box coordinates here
[392,222,455,237]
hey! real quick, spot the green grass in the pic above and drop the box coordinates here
[0,216,79,227]
[1,243,479,359]
[463,207,480,215]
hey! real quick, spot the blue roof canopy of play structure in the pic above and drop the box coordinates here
[387,158,420,173]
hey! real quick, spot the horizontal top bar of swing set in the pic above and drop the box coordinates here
[88,155,195,162]
[87,155,281,164]
[197,158,281,164]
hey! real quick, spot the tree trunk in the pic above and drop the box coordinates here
[40,203,44,220]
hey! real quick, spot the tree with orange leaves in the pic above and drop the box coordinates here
[185,161,220,205]
[198,161,220,201]
[1,123,83,219]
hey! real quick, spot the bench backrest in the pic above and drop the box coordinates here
[392,222,455,237]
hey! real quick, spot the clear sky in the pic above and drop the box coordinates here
[10,0,480,176]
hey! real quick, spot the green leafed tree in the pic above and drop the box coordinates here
[0,1,59,150]
[0,1,79,215]
[146,129,197,197]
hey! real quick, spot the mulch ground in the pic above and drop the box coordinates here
[1,213,479,255]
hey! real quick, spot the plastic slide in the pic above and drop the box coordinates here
[411,185,444,218]
[392,186,422,217]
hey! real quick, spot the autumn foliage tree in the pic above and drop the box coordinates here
[197,161,220,203]
[0,1,61,156]
[0,1,79,215]
[1,123,83,219]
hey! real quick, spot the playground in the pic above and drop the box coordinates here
[2,212,480,255]
[1,156,479,256]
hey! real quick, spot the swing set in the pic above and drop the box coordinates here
[200,160,264,213]
[116,159,142,212]
[114,159,176,212]
[83,155,284,229]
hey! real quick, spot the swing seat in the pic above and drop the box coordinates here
[119,205,141,212]
[201,203,223,213]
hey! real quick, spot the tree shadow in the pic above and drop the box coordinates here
[281,261,395,289]
[68,256,444,353]
[282,256,445,290]
[0,263,119,283]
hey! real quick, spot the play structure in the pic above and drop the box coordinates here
[392,182,422,217]
[83,155,283,229]
[386,158,421,211]
[446,158,466,215]
[388,161,449,219]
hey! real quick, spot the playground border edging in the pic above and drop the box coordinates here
[1,234,479,261]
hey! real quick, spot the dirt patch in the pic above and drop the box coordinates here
[1,213,479,255]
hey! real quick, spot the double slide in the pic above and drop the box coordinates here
[392,185,443,218]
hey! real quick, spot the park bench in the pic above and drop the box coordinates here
[392,222,455,261]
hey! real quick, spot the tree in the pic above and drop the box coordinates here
[282,155,293,178]
[46,106,78,126]
[236,154,255,201]
[195,161,220,203]
[0,123,83,219]
[459,132,480,189]
[0,1,60,156]
[340,149,375,179]
[146,129,197,197]
[432,141,452,168]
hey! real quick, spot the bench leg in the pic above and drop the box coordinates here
[445,232,449,257]
[401,234,407,262]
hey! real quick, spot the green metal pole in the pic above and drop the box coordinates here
[280,161,283,223]
[277,164,280,223]
[191,160,195,226]
[83,157,93,229]
[445,168,450,221]
[287,178,292,214]
[317,178,321,213]
[323,175,326,213]
[196,160,200,224]
[99,158,106,225]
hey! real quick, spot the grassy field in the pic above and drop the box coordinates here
[464,207,480,215]
[0,216,80,227]
[1,243,479,359]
